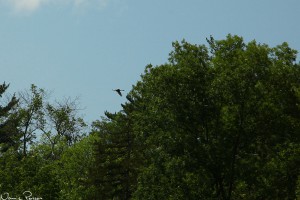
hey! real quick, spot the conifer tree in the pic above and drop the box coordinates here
[0,82,20,152]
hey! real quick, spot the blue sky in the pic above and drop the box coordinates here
[1,0,299,123]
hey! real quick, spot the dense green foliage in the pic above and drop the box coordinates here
[0,35,299,199]
[0,83,19,152]
[91,35,300,199]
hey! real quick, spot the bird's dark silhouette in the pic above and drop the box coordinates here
[113,89,124,96]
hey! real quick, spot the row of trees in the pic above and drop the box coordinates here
[0,84,92,198]
[0,35,299,199]
[89,35,300,199]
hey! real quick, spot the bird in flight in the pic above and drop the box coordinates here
[113,89,124,96]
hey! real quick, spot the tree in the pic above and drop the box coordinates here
[55,134,97,199]
[0,82,20,152]
[90,105,141,200]
[123,35,299,199]
[38,97,87,159]
[0,83,93,199]
[17,84,46,157]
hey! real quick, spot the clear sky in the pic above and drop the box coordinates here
[0,0,299,123]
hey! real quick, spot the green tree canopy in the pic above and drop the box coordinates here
[92,35,300,200]
[0,82,19,152]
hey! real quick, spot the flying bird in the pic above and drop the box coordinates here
[113,89,124,96]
